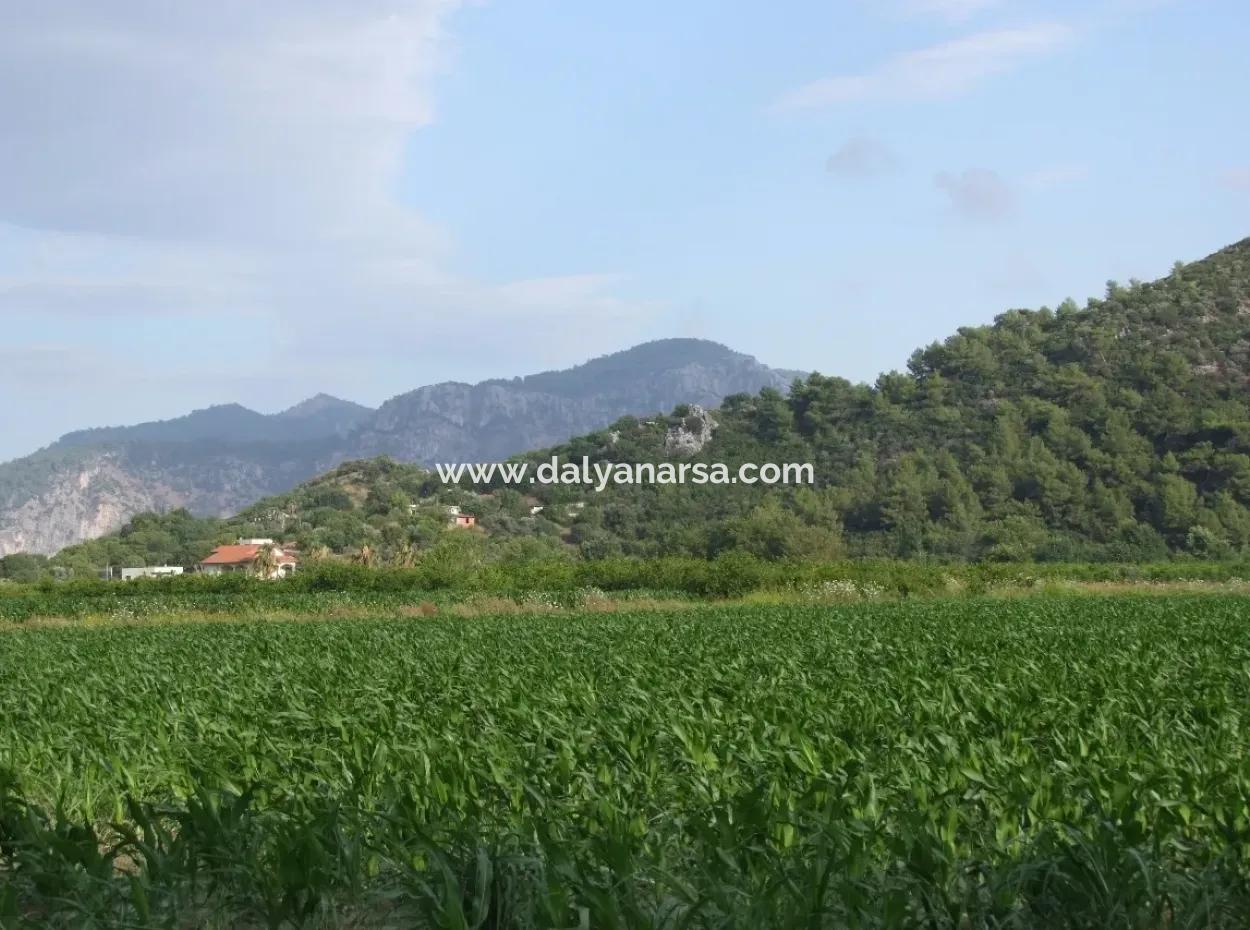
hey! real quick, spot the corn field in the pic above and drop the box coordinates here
[2,595,1249,928]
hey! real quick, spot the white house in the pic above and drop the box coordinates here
[100,566,185,581]
[199,541,299,579]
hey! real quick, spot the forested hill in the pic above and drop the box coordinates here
[551,237,1250,561]
[17,237,1250,577]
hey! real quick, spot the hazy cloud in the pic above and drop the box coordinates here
[826,137,900,178]
[1219,169,1250,192]
[776,24,1073,109]
[1023,163,1090,189]
[0,2,460,246]
[899,0,1004,21]
[0,344,115,383]
[0,1,659,459]
[986,252,1047,292]
[935,169,1016,221]
[0,2,655,329]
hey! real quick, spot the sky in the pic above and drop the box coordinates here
[1,0,1248,462]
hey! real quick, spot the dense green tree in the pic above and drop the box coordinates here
[0,553,48,583]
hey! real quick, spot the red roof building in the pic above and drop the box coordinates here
[199,542,298,578]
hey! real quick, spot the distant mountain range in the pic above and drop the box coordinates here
[0,340,800,554]
[55,395,375,448]
[24,237,1250,573]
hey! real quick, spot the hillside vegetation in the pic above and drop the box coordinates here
[551,238,1250,562]
[0,340,791,555]
[10,238,1250,577]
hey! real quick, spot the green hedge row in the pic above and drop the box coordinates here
[2,555,1248,622]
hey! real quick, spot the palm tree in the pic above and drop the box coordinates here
[393,543,419,568]
[353,545,376,568]
[253,544,279,580]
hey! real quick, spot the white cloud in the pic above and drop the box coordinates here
[935,169,1016,221]
[0,2,660,457]
[0,2,457,246]
[0,226,264,318]
[826,137,900,178]
[775,24,1074,109]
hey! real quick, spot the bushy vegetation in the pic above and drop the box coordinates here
[0,553,48,584]
[37,457,574,579]
[2,596,1249,927]
[3,553,1249,622]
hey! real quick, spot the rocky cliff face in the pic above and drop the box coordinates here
[0,442,336,556]
[352,382,603,463]
[0,340,799,554]
[664,405,718,457]
[352,347,788,462]
[0,457,162,556]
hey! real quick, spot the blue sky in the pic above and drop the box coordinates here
[1,0,1248,461]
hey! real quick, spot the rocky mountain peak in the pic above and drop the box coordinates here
[0,340,798,554]
[277,394,372,420]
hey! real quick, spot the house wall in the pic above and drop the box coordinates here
[116,566,185,581]
[198,564,242,575]
[199,561,297,578]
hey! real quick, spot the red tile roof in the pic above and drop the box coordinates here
[201,545,299,566]
[201,544,261,565]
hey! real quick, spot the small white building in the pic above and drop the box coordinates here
[101,566,185,581]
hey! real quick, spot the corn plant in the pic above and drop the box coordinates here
[2,595,1249,927]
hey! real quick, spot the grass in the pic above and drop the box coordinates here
[2,595,1250,927]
